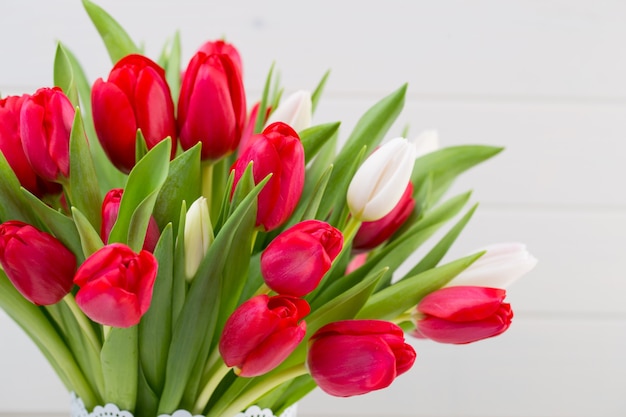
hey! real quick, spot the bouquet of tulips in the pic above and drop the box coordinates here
[0,1,537,417]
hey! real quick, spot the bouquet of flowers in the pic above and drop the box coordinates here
[0,1,537,416]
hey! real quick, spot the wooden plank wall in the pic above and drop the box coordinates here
[1,1,625,416]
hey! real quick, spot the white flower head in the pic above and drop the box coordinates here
[184,197,214,280]
[265,90,312,133]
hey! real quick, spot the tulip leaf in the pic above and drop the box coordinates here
[0,153,39,225]
[135,129,149,163]
[53,43,79,107]
[158,176,267,414]
[310,69,330,114]
[255,62,276,134]
[154,144,201,234]
[411,145,503,206]
[82,0,139,64]
[139,224,174,394]
[299,122,341,165]
[101,326,138,411]
[318,85,407,223]
[71,207,105,258]
[158,31,182,104]
[298,164,333,222]
[108,139,170,251]
[356,253,484,321]
[171,201,188,325]
[69,108,102,231]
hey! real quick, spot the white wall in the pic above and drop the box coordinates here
[1,1,625,416]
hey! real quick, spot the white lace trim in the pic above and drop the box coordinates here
[70,392,297,417]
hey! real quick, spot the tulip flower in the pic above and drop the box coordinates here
[412,286,513,344]
[183,197,213,280]
[74,243,158,328]
[261,220,343,296]
[195,39,243,76]
[178,50,247,160]
[0,220,76,305]
[219,294,309,377]
[265,90,312,133]
[231,122,305,231]
[307,320,416,397]
[352,182,415,251]
[347,137,417,222]
[92,54,177,173]
[100,188,160,253]
[446,242,538,289]
[20,87,74,182]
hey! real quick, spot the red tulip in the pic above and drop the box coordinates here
[195,39,243,76]
[0,221,76,305]
[413,286,513,344]
[178,50,246,160]
[92,54,177,173]
[74,243,158,328]
[101,188,160,252]
[261,220,343,296]
[353,182,415,251]
[231,122,305,231]
[20,87,74,182]
[219,294,309,377]
[307,320,416,397]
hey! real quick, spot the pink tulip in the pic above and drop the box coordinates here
[20,87,74,182]
[219,294,309,377]
[100,188,160,252]
[413,286,513,344]
[74,243,158,328]
[230,122,305,231]
[92,54,177,173]
[0,221,76,305]
[261,220,343,296]
[352,182,415,251]
[178,50,246,160]
[195,39,243,76]
[307,320,416,397]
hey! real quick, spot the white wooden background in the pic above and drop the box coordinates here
[1,1,625,416]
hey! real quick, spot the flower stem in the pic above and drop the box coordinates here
[192,358,232,413]
[63,294,101,351]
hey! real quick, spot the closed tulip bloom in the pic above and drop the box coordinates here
[231,122,305,231]
[413,286,513,344]
[307,320,416,397]
[20,87,74,182]
[446,242,538,289]
[347,137,417,222]
[101,188,160,253]
[261,220,343,296]
[74,243,158,328]
[92,54,177,173]
[219,294,309,377]
[0,221,76,305]
[352,182,415,251]
[195,39,243,76]
[178,51,246,160]
[183,197,213,280]
[265,90,312,133]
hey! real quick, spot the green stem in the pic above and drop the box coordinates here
[208,364,308,417]
[192,358,232,413]
[342,216,362,245]
[201,161,214,205]
[252,283,272,297]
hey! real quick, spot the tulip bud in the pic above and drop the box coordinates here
[307,320,416,397]
[20,87,74,182]
[195,39,243,76]
[92,54,177,173]
[412,286,513,344]
[100,188,160,253]
[265,90,312,133]
[352,182,415,251]
[0,221,76,305]
[74,243,158,328]
[347,137,417,222]
[231,122,305,231]
[219,294,309,377]
[184,197,213,280]
[446,242,538,289]
[261,220,343,296]
[178,51,247,160]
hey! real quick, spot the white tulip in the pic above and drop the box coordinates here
[446,242,538,288]
[265,90,312,132]
[347,137,417,222]
[184,197,214,280]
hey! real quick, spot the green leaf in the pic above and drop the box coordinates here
[0,152,39,224]
[311,69,330,114]
[82,0,139,63]
[299,122,340,165]
[158,31,182,104]
[254,63,276,134]
[69,108,102,230]
[101,326,138,411]
[298,165,333,222]
[135,129,149,163]
[356,253,484,320]
[72,207,105,258]
[53,43,79,106]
